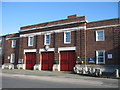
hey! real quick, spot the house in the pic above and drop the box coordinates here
[1,33,19,69]
[1,15,120,73]
[0,36,3,66]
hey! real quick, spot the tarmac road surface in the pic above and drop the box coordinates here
[1,69,119,88]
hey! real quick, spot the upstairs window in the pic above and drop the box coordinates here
[0,37,2,43]
[96,30,104,41]
[45,34,50,45]
[11,40,16,48]
[96,50,105,64]
[64,31,71,44]
[0,37,2,47]
[28,36,33,46]
[10,53,15,63]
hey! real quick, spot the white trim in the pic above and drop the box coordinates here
[11,40,16,48]
[6,37,20,40]
[87,24,120,30]
[58,47,76,71]
[96,30,105,41]
[28,36,34,46]
[20,26,86,37]
[64,31,71,44]
[10,53,15,63]
[58,64,60,71]
[2,63,14,69]
[23,64,26,70]
[44,34,51,45]
[96,50,105,64]
[58,47,76,53]
[39,48,55,53]
[19,20,87,32]
[24,49,37,54]
[34,64,41,70]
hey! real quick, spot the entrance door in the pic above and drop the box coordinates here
[26,52,36,70]
[41,52,54,70]
[60,51,75,71]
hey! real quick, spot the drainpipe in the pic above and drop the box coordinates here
[84,21,87,72]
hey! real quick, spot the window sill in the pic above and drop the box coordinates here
[96,40,105,42]
[11,47,15,48]
[97,63,105,65]
[44,44,50,45]
[28,45,33,47]
[64,42,71,44]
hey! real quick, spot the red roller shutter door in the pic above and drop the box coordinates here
[41,52,54,70]
[60,52,68,71]
[26,52,36,70]
[60,51,75,71]
[68,51,75,71]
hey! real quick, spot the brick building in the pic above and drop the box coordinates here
[1,15,120,73]
[1,33,19,69]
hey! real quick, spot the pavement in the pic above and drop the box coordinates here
[1,69,120,88]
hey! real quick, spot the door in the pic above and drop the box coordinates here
[26,52,36,70]
[41,52,54,70]
[60,51,75,71]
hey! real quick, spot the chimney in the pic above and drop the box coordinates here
[67,14,77,19]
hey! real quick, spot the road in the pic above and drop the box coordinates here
[1,69,119,88]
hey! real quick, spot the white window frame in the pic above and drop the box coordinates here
[96,30,105,41]
[96,50,105,64]
[64,31,71,44]
[28,36,34,46]
[10,53,15,63]
[11,40,16,48]
[44,34,50,45]
[0,37,2,43]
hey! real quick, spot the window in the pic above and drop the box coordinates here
[10,53,15,63]
[45,34,50,45]
[0,37,2,43]
[28,36,33,46]
[0,37,2,47]
[96,30,104,41]
[64,31,71,43]
[11,40,16,48]
[96,50,105,64]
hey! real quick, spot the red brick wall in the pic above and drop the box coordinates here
[3,17,119,67]
[19,21,86,64]
[112,26,120,65]
[3,33,19,64]
[20,23,85,35]
[86,26,120,65]
[87,18,119,28]
[75,30,86,64]
[20,16,85,30]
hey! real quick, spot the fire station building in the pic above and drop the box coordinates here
[1,15,120,72]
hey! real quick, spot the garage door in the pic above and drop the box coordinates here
[41,52,54,70]
[26,52,36,70]
[60,51,75,71]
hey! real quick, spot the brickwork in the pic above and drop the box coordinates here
[3,33,19,65]
[87,18,119,28]
[20,16,85,30]
[1,15,120,70]
[86,28,113,64]
[113,26,120,65]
